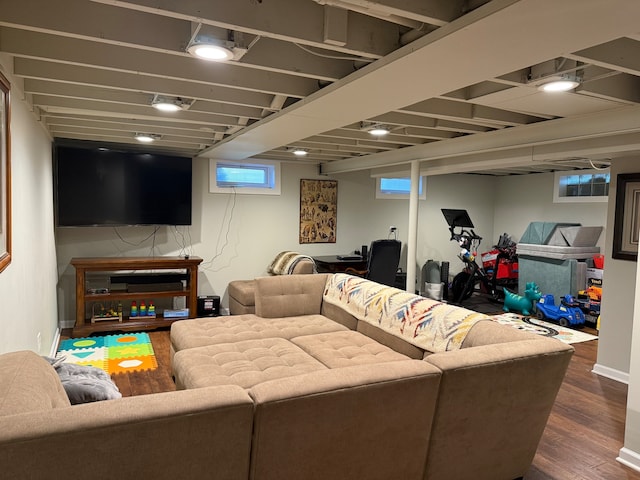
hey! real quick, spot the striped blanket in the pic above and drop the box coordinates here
[323,273,489,352]
[268,251,316,275]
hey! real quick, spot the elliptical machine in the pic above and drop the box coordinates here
[442,209,507,305]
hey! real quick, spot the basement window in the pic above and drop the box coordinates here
[376,176,426,200]
[209,159,281,195]
[553,169,610,203]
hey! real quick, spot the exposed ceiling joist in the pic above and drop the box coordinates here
[1,0,639,175]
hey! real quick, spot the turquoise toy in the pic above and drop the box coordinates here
[503,282,542,316]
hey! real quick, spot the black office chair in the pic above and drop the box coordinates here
[346,239,401,287]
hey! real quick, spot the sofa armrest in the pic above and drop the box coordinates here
[0,385,254,480]
[422,338,573,480]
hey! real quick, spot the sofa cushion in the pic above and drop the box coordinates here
[323,273,488,352]
[0,351,71,417]
[356,321,427,359]
[255,274,329,318]
[291,331,409,368]
[173,338,327,390]
[319,300,358,330]
[171,314,348,353]
[462,318,543,347]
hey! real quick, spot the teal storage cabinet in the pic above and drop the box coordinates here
[517,256,585,299]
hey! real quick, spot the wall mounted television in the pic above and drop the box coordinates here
[54,140,192,227]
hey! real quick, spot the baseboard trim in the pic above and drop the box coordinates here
[49,328,61,357]
[592,363,629,384]
[618,448,640,473]
[59,319,74,330]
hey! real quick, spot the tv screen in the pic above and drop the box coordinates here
[54,142,192,227]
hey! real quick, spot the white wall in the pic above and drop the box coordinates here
[0,60,58,355]
[415,174,497,284]
[595,157,640,381]
[55,165,499,324]
[619,242,640,470]
[493,171,608,246]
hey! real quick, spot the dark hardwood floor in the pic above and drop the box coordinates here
[63,319,640,479]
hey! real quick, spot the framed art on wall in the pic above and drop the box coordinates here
[612,173,640,261]
[299,179,337,244]
[0,71,11,274]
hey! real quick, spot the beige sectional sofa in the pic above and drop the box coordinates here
[0,350,254,480]
[171,273,574,480]
[0,273,573,480]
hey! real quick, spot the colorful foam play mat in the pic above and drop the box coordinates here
[56,332,157,375]
[491,313,598,344]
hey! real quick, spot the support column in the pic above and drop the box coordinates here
[406,160,419,292]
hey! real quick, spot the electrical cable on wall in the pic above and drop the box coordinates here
[113,226,160,248]
[172,226,193,258]
[200,188,238,272]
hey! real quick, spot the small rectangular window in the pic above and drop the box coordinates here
[209,159,281,195]
[376,176,426,199]
[554,169,610,203]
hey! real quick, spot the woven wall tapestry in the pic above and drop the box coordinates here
[299,179,337,243]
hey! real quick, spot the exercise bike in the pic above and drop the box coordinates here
[442,209,513,305]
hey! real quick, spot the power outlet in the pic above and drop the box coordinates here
[36,332,42,352]
[389,226,397,233]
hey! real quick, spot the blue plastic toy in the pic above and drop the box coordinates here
[536,294,586,327]
[502,282,541,316]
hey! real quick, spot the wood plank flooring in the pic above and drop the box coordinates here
[62,326,640,479]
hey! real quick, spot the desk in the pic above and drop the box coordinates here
[313,255,367,273]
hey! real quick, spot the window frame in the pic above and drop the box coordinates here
[209,159,281,195]
[553,168,610,203]
[375,176,426,200]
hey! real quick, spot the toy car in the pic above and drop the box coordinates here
[576,297,601,316]
[578,286,602,302]
[536,294,586,327]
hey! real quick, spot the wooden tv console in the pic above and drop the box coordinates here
[71,256,202,337]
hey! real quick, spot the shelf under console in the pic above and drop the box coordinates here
[71,256,202,337]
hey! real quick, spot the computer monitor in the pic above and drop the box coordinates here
[441,209,474,228]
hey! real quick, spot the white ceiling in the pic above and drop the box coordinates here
[2,0,640,175]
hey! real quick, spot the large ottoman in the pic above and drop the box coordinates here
[172,331,411,390]
[170,314,349,359]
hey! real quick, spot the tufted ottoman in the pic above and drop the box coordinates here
[172,331,411,391]
[170,314,348,359]
[290,331,409,368]
[172,337,328,390]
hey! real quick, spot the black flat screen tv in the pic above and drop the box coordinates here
[54,141,192,227]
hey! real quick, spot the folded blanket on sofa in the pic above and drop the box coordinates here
[268,251,316,275]
[323,273,489,352]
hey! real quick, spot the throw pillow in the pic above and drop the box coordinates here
[44,356,122,404]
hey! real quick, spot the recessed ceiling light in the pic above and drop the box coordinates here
[291,148,308,156]
[151,94,192,112]
[153,101,181,112]
[187,42,234,61]
[134,133,160,143]
[538,78,580,92]
[369,126,390,136]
